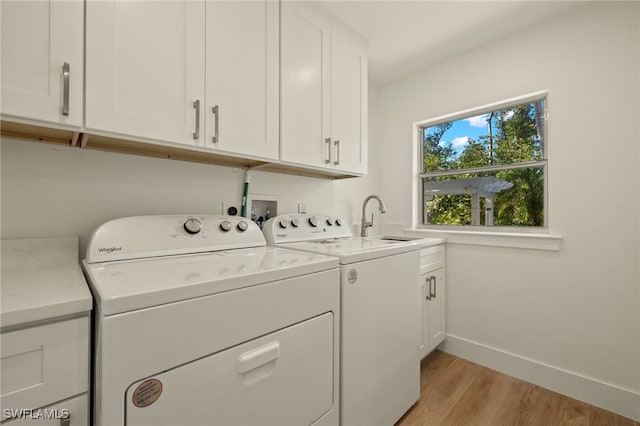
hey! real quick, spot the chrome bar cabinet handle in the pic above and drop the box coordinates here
[325,138,331,164]
[425,277,431,300]
[212,105,219,143]
[430,276,436,298]
[193,100,200,140]
[62,62,70,116]
[334,139,340,165]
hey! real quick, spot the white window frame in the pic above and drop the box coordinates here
[411,91,561,250]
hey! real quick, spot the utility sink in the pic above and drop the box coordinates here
[364,235,424,244]
[367,235,445,249]
[377,236,422,242]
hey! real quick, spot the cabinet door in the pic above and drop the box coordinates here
[85,0,205,147]
[205,1,278,160]
[1,317,89,416]
[428,268,446,350]
[1,0,83,127]
[330,29,367,174]
[421,268,446,358]
[280,2,331,168]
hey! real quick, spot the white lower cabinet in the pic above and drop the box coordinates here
[419,245,446,358]
[1,317,90,425]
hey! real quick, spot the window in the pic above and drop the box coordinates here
[418,93,547,228]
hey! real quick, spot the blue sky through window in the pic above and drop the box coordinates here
[424,114,490,156]
[426,109,519,158]
[446,114,488,154]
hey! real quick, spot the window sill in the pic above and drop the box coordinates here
[382,224,562,251]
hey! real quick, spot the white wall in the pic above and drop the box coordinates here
[1,89,380,254]
[377,2,640,420]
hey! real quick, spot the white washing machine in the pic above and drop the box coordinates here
[263,214,421,426]
[82,215,340,426]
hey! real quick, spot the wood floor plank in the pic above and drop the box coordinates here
[491,380,537,425]
[396,350,639,426]
[439,365,517,426]
[591,405,640,426]
[502,383,567,426]
[397,352,483,425]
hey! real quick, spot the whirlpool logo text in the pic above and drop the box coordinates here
[98,246,123,254]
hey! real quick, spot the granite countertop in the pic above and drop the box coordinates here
[1,236,92,329]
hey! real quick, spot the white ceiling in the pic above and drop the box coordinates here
[317,1,580,84]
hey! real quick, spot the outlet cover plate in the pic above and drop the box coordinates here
[222,201,240,216]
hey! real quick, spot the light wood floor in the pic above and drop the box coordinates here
[396,350,640,426]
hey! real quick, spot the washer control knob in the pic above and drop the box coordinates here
[335,218,343,226]
[308,216,319,227]
[237,221,248,232]
[279,219,289,229]
[184,218,202,234]
[326,218,334,226]
[291,218,300,227]
[219,220,232,232]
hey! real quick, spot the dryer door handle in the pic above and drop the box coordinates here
[237,341,280,374]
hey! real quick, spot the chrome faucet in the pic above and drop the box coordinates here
[361,194,387,237]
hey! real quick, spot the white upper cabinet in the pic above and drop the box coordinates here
[280,2,331,168]
[1,0,83,128]
[3,0,367,177]
[330,30,368,174]
[205,1,279,160]
[85,0,206,147]
[280,2,368,175]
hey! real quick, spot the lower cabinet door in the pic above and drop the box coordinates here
[125,313,334,426]
[1,317,89,413]
[428,268,446,349]
[421,268,446,358]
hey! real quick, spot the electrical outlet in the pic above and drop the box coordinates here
[298,203,306,214]
[222,201,240,216]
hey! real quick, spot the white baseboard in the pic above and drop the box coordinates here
[440,334,640,421]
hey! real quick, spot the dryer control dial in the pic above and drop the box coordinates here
[279,219,289,229]
[291,218,300,227]
[237,221,248,232]
[219,220,232,232]
[184,218,202,234]
[326,218,335,226]
[308,216,319,227]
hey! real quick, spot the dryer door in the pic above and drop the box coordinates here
[125,312,334,426]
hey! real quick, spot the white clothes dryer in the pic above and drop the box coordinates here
[263,214,421,426]
[82,215,340,426]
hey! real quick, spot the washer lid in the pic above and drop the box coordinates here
[277,237,420,264]
[82,246,337,316]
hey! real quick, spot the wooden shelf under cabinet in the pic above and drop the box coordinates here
[1,120,363,180]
